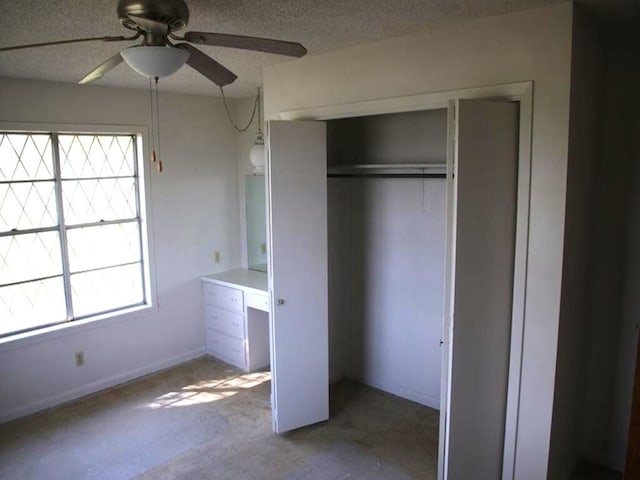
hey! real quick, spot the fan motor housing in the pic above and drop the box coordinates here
[117,0,190,32]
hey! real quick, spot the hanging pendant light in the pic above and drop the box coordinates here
[250,128,265,173]
[219,85,264,172]
[249,88,265,174]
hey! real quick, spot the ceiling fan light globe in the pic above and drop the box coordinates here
[121,46,190,78]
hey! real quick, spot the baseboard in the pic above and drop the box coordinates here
[0,347,205,424]
[580,450,625,474]
[560,457,579,480]
[348,374,440,410]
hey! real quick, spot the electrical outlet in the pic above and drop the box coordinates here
[261,243,267,254]
[75,351,85,367]
[213,251,221,263]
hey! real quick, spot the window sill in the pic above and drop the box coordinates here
[0,303,158,352]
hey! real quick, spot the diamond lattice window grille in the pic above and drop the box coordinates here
[0,231,63,285]
[0,181,57,231]
[67,223,141,274]
[0,133,54,181]
[0,277,67,336]
[0,131,146,337]
[62,178,137,225]
[59,134,135,179]
[71,263,143,318]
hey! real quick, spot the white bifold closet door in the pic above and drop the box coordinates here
[445,99,519,480]
[266,120,329,434]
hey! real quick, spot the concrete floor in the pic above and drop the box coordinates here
[0,357,439,480]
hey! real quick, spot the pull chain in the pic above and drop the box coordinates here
[154,77,162,173]
[148,76,163,173]
[148,77,156,164]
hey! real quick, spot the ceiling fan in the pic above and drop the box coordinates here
[0,0,307,87]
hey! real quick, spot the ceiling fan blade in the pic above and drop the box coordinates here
[78,52,124,84]
[175,44,237,86]
[183,32,307,57]
[0,34,139,53]
[127,15,169,35]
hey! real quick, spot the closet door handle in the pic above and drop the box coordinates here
[277,299,285,306]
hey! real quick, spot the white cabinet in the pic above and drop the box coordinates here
[245,291,270,312]
[205,305,245,339]
[202,269,270,372]
[204,283,244,313]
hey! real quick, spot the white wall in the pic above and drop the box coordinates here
[328,178,445,408]
[326,109,448,166]
[263,3,573,477]
[0,77,240,422]
[326,109,447,405]
[615,42,640,465]
[580,32,640,471]
[548,6,603,478]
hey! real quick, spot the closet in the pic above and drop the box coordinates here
[266,97,520,480]
[325,109,448,409]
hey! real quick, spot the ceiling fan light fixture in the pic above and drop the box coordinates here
[121,45,190,78]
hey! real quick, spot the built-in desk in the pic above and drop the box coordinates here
[201,269,270,371]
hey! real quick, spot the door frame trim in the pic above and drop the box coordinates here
[279,81,533,480]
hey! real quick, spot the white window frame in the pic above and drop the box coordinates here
[0,122,157,343]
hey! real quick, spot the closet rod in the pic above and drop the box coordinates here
[327,162,447,178]
[328,162,445,170]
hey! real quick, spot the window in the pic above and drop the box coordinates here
[0,131,149,338]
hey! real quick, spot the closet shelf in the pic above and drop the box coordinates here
[327,163,446,178]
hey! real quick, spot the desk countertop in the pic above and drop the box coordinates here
[202,268,268,294]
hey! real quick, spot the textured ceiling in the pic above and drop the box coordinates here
[0,0,569,97]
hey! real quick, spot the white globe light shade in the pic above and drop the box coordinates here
[121,46,190,78]
[250,141,266,173]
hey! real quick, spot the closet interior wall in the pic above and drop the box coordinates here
[327,109,448,409]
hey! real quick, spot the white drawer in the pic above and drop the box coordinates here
[207,329,246,368]
[203,282,244,313]
[205,306,245,340]
[245,291,269,312]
